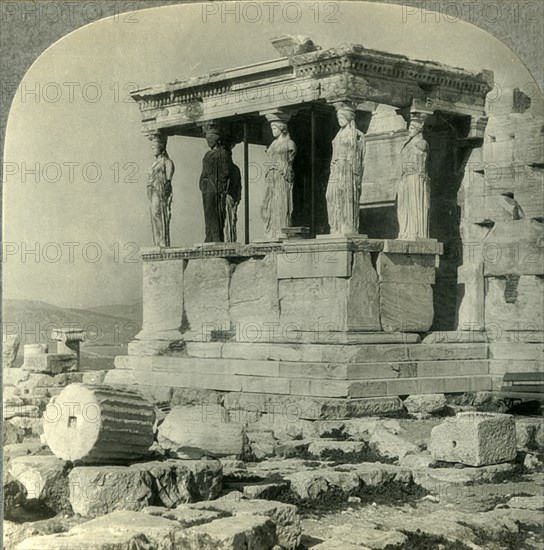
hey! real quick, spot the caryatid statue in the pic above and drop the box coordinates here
[397,117,430,240]
[325,104,365,236]
[147,133,174,247]
[199,128,231,243]
[224,143,242,243]
[261,116,297,241]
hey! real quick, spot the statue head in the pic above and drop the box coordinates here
[149,134,167,156]
[336,106,356,128]
[408,119,424,137]
[205,129,221,149]
[271,121,288,138]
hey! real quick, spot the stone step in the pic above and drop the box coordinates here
[120,365,492,398]
[489,359,543,375]
[489,342,544,360]
[116,355,489,382]
[180,341,488,363]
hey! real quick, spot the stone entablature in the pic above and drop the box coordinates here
[139,238,443,262]
[131,44,493,137]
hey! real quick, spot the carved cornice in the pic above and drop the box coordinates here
[290,45,493,96]
[131,43,493,129]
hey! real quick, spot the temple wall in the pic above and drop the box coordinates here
[456,90,544,386]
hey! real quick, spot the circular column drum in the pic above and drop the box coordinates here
[43,383,155,463]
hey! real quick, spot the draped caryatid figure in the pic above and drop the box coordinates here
[261,120,297,241]
[224,144,242,243]
[199,129,231,243]
[326,105,365,236]
[147,134,175,247]
[397,119,430,240]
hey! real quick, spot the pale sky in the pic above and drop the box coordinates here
[3,1,541,308]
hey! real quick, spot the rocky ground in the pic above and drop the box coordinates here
[4,403,544,550]
[3,338,543,548]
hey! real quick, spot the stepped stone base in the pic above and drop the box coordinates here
[108,339,494,419]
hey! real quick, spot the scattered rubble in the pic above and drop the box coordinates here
[2,359,542,550]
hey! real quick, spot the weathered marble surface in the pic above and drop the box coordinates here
[183,258,231,339]
[230,256,279,331]
[377,252,436,284]
[485,275,543,329]
[380,283,434,332]
[3,335,20,368]
[430,412,517,466]
[142,259,184,334]
[43,384,155,463]
[130,239,440,350]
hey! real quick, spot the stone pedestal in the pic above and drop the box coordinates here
[129,238,441,346]
[129,251,185,355]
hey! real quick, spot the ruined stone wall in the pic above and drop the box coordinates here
[456,89,544,382]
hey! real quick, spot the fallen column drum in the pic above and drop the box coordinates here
[43,383,156,464]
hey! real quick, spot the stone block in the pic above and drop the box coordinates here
[430,412,517,466]
[382,239,442,255]
[485,275,544,328]
[368,425,419,460]
[187,341,223,358]
[3,404,40,420]
[70,510,183,548]
[377,252,436,283]
[158,405,247,458]
[142,258,184,334]
[278,252,380,333]
[184,257,231,338]
[68,465,154,516]
[308,440,365,458]
[8,456,71,512]
[3,367,30,386]
[82,370,108,384]
[277,244,352,279]
[408,343,488,361]
[346,252,381,331]
[3,472,27,519]
[403,394,447,415]
[129,459,222,506]
[456,259,485,331]
[174,514,277,550]
[22,353,76,374]
[483,220,544,277]
[190,497,300,549]
[380,283,434,332]
[161,508,225,526]
[3,419,24,445]
[279,277,350,332]
[362,126,407,204]
[490,342,543,361]
[3,334,20,367]
[24,344,48,356]
[16,532,151,550]
[230,256,280,333]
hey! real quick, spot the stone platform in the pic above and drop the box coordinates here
[110,338,497,418]
[107,236,543,416]
[130,237,443,354]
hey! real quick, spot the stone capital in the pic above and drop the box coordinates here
[466,116,489,140]
[261,108,294,125]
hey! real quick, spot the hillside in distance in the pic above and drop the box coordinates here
[3,299,143,350]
